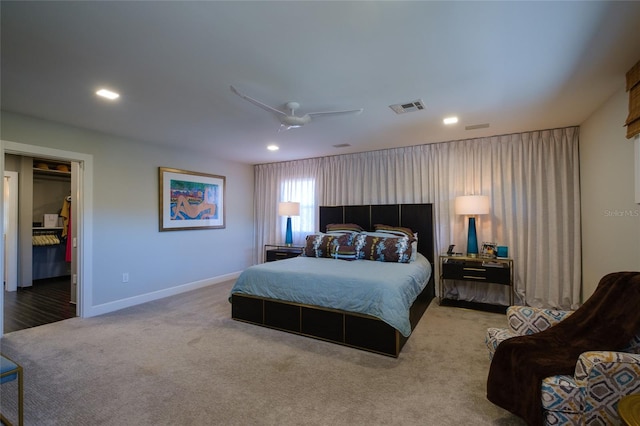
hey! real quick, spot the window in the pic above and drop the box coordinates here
[280,178,315,244]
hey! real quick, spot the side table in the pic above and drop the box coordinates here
[264,244,303,262]
[439,254,514,313]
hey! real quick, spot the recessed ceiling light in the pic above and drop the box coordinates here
[267,145,279,151]
[443,116,458,125]
[96,89,120,100]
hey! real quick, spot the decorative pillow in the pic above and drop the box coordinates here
[302,233,351,258]
[332,245,357,261]
[325,223,362,245]
[324,232,356,246]
[373,224,415,240]
[372,225,418,262]
[359,231,395,238]
[411,233,418,262]
[353,234,413,263]
[326,223,364,233]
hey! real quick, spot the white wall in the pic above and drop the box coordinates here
[580,87,640,299]
[1,111,254,313]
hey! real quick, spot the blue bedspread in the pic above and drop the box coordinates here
[230,253,432,337]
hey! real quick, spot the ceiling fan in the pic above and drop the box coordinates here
[230,85,363,130]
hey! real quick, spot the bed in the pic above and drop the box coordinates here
[230,203,435,357]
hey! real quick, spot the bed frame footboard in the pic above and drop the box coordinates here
[231,279,434,357]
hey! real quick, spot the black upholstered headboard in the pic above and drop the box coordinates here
[319,204,435,266]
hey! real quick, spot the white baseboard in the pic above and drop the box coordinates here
[83,271,242,318]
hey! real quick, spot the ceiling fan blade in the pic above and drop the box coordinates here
[307,108,364,118]
[230,85,287,117]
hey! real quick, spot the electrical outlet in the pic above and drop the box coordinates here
[122,273,129,283]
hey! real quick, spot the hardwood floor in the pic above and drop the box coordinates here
[3,276,76,334]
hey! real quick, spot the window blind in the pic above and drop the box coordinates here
[625,59,640,139]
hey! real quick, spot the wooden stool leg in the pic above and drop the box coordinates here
[18,364,23,426]
[0,354,23,426]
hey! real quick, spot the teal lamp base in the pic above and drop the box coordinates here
[466,216,479,256]
[285,216,293,246]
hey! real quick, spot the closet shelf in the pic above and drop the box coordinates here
[33,168,70,176]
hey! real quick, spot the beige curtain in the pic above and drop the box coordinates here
[254,127,581,309]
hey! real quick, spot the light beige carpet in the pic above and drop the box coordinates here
[0,280,524,425]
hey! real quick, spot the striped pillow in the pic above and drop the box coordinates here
[373,224,415,240]
[326,223,364,233]
[333,245,357,261]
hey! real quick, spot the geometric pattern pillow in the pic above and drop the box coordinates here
[507,306,573,335]
[485,327,515,360]
[542,351,640,425]
[541,375,583,425]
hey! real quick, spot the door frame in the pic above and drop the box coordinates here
[0,140,93,336]
[3,171,18,291]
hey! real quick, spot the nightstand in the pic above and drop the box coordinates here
[264,244,304,262]
[439,255,514,312]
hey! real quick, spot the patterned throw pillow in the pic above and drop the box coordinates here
[353,234,413,263]
[326,223,364,233]
[373,224,415,240]
[325,223,362,246]
[302,233,351,258]
[372,224,418,261]
[332,245,357,261]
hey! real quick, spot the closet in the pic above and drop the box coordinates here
[3,153,78,334]
[32,159,72,300]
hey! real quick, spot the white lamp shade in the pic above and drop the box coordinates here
[454,195,489,215]
[278,201,300,217]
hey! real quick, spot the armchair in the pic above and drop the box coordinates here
[486,305,640,425]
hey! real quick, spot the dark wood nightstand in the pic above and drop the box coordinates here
[264,244,304,262]
[439,255,514,312]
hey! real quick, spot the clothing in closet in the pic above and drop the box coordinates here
[60,196,72,262]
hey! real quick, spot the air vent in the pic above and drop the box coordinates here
[389,99,425,114]
[465,123,490,130]
[333,143,351,148]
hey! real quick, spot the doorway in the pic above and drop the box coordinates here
[3,158,76,333]
[1,140,92,336]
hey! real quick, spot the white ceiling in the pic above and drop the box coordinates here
[2,1,640,165]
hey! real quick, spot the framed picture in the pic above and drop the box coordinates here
[481,242,497,258]
[159,167,225,231]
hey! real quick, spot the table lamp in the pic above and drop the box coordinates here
[455,195,489,257]
[278,201,300,246]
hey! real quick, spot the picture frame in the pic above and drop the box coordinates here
[159,167,225,231]
[481,242,497,258]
